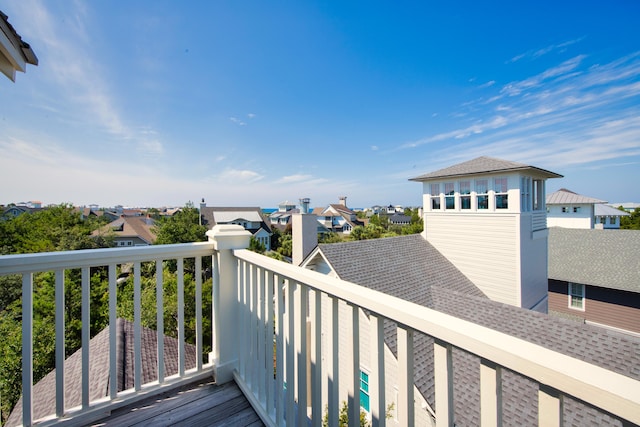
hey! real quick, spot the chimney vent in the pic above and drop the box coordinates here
[300,198,310,214]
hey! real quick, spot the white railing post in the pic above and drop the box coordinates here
[207,225,251,384]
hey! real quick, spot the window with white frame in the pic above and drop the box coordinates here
[360,370,370,412]
[460,181,471,209]
[475,179,488,210]
[568,283,585,310]
[520,176,531,212]
[444,182,455,210]
[533,179,544,211]
[494,178,508,209]
[430,183,441,210]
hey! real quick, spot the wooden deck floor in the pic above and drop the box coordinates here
[91,379,265,427]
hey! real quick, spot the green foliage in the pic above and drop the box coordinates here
[266,251,284,261]
[277,233,292,258]
[319,232,343,243]
[350,224,385,241]
[249,237,266,254]
[0,204,110,255]
[620,207,640,230]
[322,401,369,427]
[153,202,208,245]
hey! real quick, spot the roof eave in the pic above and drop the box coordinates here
[409,166,563,182]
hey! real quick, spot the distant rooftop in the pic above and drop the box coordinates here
[547,188,606,205]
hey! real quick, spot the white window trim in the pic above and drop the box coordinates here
[568,282,585,311]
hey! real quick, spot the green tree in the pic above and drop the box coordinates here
[249,236,266,254]
[620,207,640,230]
[153,202,208,245]
[277,233,292,258]
[319,232,343,243]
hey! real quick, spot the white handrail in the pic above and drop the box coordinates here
[232,248,640,425]
[0,243,216,426]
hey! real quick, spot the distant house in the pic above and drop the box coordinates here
[546,188,630,229]
[312,197,364,235]
[6,318,197,427]
[268,200,300,231]
[0,10,38,81]
[1,205,43,219]
[200,205,272,251]
[92,216,157,246]
[388,213,411,225]
[548,227,640,335]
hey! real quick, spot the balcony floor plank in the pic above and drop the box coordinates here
[91,379,264,427]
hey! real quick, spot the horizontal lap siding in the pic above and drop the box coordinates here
[426,214,519,306]
[549,280,640,334]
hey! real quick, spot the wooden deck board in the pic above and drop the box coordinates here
[91,379,265,427]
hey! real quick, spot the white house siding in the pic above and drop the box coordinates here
[519,215,549,312]
[547,204,594,229]
[425,213,520,307]
[319,293,434,426]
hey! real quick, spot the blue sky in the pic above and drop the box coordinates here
[1,1,639,209]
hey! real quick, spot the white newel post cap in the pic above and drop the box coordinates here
[206,224,251,250]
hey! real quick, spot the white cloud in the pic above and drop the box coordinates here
[230,117,246,126]
[276,174,314,184]
[214,169,264,183]
[401,52,640,172]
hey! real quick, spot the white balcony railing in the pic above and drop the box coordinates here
[1,224,638,426]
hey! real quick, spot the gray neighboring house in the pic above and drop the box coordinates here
[304,234,640,426]
[548,227,640,334]
[7,319,197,426]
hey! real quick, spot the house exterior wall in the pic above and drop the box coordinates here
[549,279,640,334]
[547,204,594,229]
[519,215,549,311]
[319,294,434,426]
[424,213,520,307]
[421,171,550,312]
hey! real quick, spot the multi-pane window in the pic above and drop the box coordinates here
[475,179,488,209]
[460,181,471,209]
[444,182,455,210]
[569,283,585,310]
[494,178,508,209]
[430,183,441,210]
[360,371,370,412]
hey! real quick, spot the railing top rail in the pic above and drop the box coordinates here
[0,242,215,275]
[233,248,640,424]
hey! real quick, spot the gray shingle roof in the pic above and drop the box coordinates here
[7,319,197,426]
[548,227,640,293]
[546,188,607,204]
[316,234,639,426]
[409,156,562,181]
